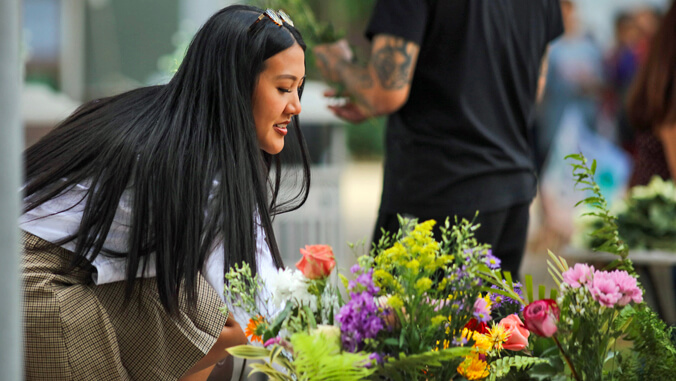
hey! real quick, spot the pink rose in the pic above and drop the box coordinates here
[295,244,336,279]
[499,314,530,351]
[523,299,559,337]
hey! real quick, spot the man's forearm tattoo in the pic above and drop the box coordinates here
[373,40,414,90]
[337,60,374,90]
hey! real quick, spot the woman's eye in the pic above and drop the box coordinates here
[277,88,292,93]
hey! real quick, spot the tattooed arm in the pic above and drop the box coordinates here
[313,35,420,122]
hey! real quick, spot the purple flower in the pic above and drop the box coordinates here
[366,352,384,367]
[483,250,501,270]
[452,336,469,346]
[473,297,491,323]
[350,264,361,274]
[490,282,524,312]
[338,268,384,352]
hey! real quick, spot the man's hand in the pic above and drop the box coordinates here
[313,39,353,84]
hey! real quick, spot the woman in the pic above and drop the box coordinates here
[626,2,676,186]
[19,5,309,380]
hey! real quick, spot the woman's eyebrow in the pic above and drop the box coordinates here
[275,74,307,81]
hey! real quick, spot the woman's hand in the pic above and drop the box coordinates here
[180,316,247,379]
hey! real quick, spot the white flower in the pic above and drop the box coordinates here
[320,287,340,324]
[267,267,316,311]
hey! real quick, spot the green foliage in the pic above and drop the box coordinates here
[371,347,472,381]
[487,356,548,381]
[224,262,264,316]
[616,176,676,251]
[228,332,375,381]
[566,154,634,275]
[250,0,343,47]
[345,117,385,159]
[290,332,376,381]
[614,305,676,380]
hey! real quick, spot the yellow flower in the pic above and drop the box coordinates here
[488,323,510,351]
[437,278,449,291]
[461,328,492,354]
[387,295,404,310]
[457,353,490,380]
[431,315,447,327]
[481,293,493,310]
[435,338,450,350]
[406,259,420,272]
[415,277,433,293]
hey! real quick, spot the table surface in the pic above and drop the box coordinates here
[562,246,676,265]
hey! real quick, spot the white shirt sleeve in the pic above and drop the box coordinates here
[203,218,280,329]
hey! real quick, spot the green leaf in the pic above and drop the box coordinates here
[503,271,514,288]
[549,288,558,300]
[269,302,293,334]
[488,355,549,380]
[226,345,272,359]
[376,347,472,378]
[303,304,317,329]
[383,337,400,347]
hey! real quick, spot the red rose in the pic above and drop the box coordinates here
[523,299,559,337]
[295,244,336,279]
[499,314,530,351]
[464,318,489,335]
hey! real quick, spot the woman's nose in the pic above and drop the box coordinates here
[286,93,302,116]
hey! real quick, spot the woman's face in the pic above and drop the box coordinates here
[253,43,305,155]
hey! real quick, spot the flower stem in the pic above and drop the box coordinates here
[553,334,580,381]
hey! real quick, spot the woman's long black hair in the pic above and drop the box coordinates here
[23,4,311,313]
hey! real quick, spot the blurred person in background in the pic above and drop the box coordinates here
[313,0,563,278]
[626,1,676,187]
[633,6,663,64]
[602,10,642,156]
[625,0,676,314]
[534,0,604,174]
[19,5,309,380]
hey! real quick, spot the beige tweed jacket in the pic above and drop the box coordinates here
[21,232,228,380]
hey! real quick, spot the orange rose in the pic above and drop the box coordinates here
[295,244,336,279]
[499,314,530,351]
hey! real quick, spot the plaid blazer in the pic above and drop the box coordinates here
[22,232,228,380]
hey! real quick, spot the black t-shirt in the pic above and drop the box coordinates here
[366,0,564,216]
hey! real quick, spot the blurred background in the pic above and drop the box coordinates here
[20,0,675,324]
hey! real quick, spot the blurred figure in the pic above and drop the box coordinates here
[625,0,676,316]
[633,6,663,64]
[602,11,642,155]
[534,0,604,174]
[626,1,676,187]
[314,0,563,278]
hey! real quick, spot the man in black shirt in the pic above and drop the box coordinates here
[314,0,564,278]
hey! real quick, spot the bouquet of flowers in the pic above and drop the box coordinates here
[476,154,676,380]
[225,215,517,379]
[224,154,676,380]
